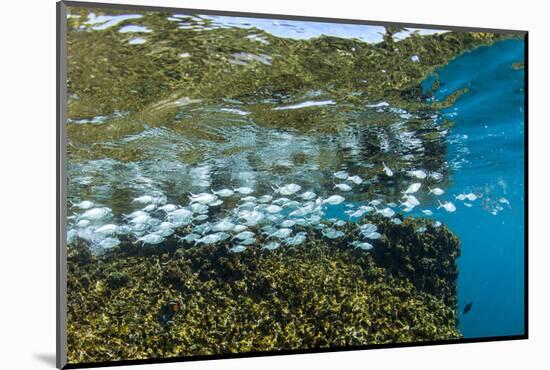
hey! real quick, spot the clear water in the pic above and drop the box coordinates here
[66,10,525,339]
[423,39,525,337]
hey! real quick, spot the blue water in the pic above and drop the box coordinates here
[424,39,525,338]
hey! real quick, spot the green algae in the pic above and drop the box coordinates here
[65,6,514,164]
[67,216,461,364]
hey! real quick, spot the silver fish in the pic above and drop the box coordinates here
[233,231,255,240]
[323,195,345,205]
[334,183,352,191]
[382,162,393,177]
[99,237,120,249]
[72,200,94,209]
[139,234,165,245]
[263,241,280,250]
[438,201,456,212]
[213,188,235,197]
[229,245,247,253]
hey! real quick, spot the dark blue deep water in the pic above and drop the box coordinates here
[424,39,525,338]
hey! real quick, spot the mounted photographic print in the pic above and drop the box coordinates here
[56,1,528,368]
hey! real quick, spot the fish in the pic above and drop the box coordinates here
[333,171,349,180]
[234,187,254,195]
[233,224,248,233]
[132,195,155,204]
[98,237,120,249]
[429,172,444,181]
[126,210,148,219]
[352,241,374,250]
[462,302,473,315]
[130,214,151,224]
[216,232,231,241]
[263,241,280,250]
[465,193,478,201]
[360,223,377,234]
[401,195,420,209]
[270,228,292,239]
[213,188,235,197]
[240,238,256,245]
[323,195,345,205]
[289,207,309,217]
[168,208,193,224]
[284,200,301,208]
[139,234,165,245]
[280,220,296,228]
[258,195,273,203]
[265,204,283,214]
[429,187,445,196]
[438,201,456,212]
[363,231,382,239]
[334,183,352,191]
[76,219,91,228]
[177,233,201,243]
[239,210,264,226]
[189,192,218,205]
[286,232,307,246]
[195,234,221,245]
[95,224,118,235]
[229,245,247,253]
[404,183,421,194]
[377,207,395,218]
[189,203,209,214]
[322,228,345,239]
[211,220,236,232]
[141,203,155,212]
[274,183,302,196]
[209,199,223,207]
[233,231,255,240]
[131,223,149,232]
[408,170,427,179]
[382,162,393,177]
[72,200,94,209]
[346,209,363,218]
[299,191,317,200]
[193,214,209,222]
[80,207,111,221]
[156,228,175,237]
[158,204,177,212]
[272,197,291,206]
[347,175,363,184]
[422,209,433,216]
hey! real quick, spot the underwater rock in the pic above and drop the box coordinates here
[67,216,461,363]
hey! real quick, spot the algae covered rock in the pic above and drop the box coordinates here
[67,216,461,363]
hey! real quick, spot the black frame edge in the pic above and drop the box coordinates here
[57,1,69,369]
